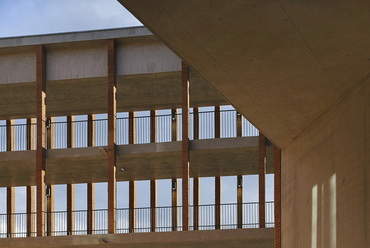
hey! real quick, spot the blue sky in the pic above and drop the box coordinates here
[0,1,273,216]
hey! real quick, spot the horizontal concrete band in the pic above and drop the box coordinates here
[0,137,274,186]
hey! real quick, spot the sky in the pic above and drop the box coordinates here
[0,0,274,223]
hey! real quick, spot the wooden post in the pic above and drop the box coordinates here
[237,175,243,229]
[6,120,15,238]
[259,133,266,228]
[150,110,157,232]
[87,114,96,147]
[236,111,242,137]
[193,107,199,140]
[274,146,281,248]
[171,178,178,231]
[67,184,75,235]
[107,39,117,234]
[36,45,46,237]
[27,118,36,150]
[26,186,35,237]
[215,176,221,229]
[193,177,199,231]
[87,114,95,234]
[181,61,190,231]
[129,181,136,233]
[171,109,178,141]
[46,117,55,150]
[46,185,55,236]
[66,116,74,149]
[215,106,220,138]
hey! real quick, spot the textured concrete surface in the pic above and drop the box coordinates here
[0,228,274,248]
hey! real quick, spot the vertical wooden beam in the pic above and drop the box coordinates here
[215,176,221,229]
[87,183,95,234]
[193,177,199,231]
[27,118,36,150]
[107,39,117,234]
[87,114,95,234]
[150,180,157,232]
[259,133,266,228]
[7,187,15,237]
[274,146,281,248]
[87,114,96,147]
[46,117,55,150]
[129,181,136,233]
[237,175,243,229]
[67,184,75,235]
[236,112,242,137]
[46,185,55,236]
[171,178,178,231]
[193,107,199,140]
[129,110,136,233]
[36,44,46,237]
[66,116,75,149]
[6,120,15,238]
[181,61,190,231]
[171,109,178,141]
[215,106,221,138]
[26,186,35,237]
[150,110,157,232]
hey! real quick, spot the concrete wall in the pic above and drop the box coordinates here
[281,77,369,248]
[0,52,35,84]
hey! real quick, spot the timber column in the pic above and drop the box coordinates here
[274,146,281,248]
[26,118,36,237]
[36,45,46,237]
[259,133,266,228]
[181,61,190,231]
[107,39,117,234]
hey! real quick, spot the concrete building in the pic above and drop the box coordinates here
[0,26,277,248]
[116,1,370,248]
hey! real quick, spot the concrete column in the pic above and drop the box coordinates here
[193,107,199,140]
[193,177,199,231]
[26,186,35,237]
[6,120,15,238]
[87,183,95,234]
[150,180,157,232]
[46,185,55,236]
[171,109,178,141]
[215,106,220,138]
[87,114,96,147]
[67,184,74,235]
[171,178,178,231]
[259,133,266,228]
[181,61,190,231]
[87,114,95,234]
[36,45,46,237]
[26,118,36,150]
[7,187,15,238]
[107,39,117,234]
[215,176,221,229]
[237,175,243,229]
[129,181,136,233]
[274,146,281,248]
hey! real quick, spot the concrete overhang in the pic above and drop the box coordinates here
[118,0,370,148]
[0,228,274,248]
[0,137,273,187]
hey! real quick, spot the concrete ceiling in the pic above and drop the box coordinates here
[118,0,370,148]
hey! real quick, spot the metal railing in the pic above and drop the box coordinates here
[0,202,273,238]
[0,109,259,151]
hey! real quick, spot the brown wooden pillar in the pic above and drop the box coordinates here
[87,114,95,234]
[26,186,35,237]
[193,177,199,231]
[7,187,15,238]
[237,175,243,229]
[6,120,15,238]
[193,107,199,140]
[274,146,281,248]
[66,116,74,149]
[171,109,178,141]
[26,118,36,236]
[181,61,190,231]
[128,110,136,233]
[36,45,46,237]
[107,39,117,234]
[46,185,55,236]
[259,133,266,228]
[215,176,221,229]
[215,106,220,138]
[150,110,157,232]
[236,111,242,137]
[66,116,75,235]
[46,117,55,150]
[171,178,178,231]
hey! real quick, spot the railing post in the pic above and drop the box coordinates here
[36,44,46,237]
[215,176,221,229]
[46,185,54,236]
[67,116,74,149]
[107,39,117,234]
[259,133,266,228]
[6,120,15,238]
[129,181,136,233]
[193,177,199,230]
[171,109,178,141]
[67,184,75,235]
[274,146,281,248]
[237,175,243,229]
[87,114,95,234]
[171,178,178,231]
[26,186,35,237]
[150,180,157,232]
[215,106,220,138]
